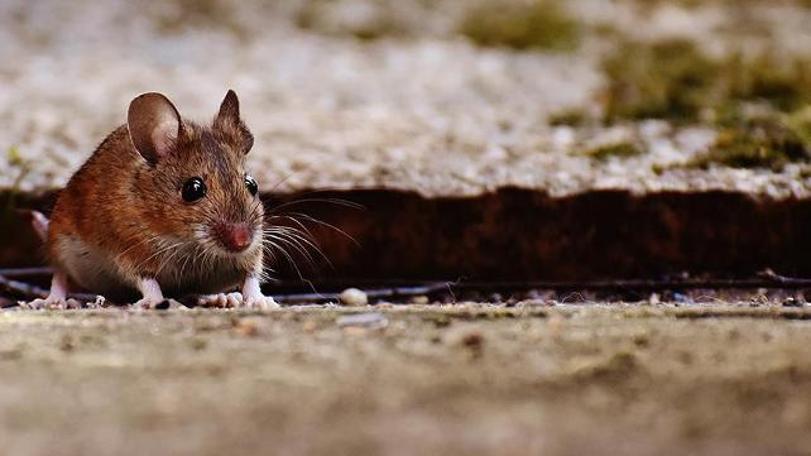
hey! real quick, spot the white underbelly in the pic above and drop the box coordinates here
[54,236,246,297]
[54,236,131,295]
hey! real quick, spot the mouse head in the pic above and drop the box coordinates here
[127,90,264,258]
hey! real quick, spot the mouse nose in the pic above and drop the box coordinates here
[215,222,253,252]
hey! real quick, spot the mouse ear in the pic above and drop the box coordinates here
[215,89,240,126]
[214,89,254,154]
[127,93,182,164]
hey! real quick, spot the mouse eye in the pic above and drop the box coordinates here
[182,177,207,202]
[245,174,258,196]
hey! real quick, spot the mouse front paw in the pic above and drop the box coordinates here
[21,296,79,310]
[242,294,279,310]
[240,275,279,310]
[197,292,243,308]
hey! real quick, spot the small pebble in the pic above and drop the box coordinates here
[339,288,368,307]
[337,312,388,329]
[87,295,106,309]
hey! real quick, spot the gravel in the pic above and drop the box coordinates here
[338,287,369,306]
[2,0,811,199]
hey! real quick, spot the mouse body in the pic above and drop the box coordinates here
[29,91,276,309]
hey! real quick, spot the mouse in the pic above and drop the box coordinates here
[27,90,277,310]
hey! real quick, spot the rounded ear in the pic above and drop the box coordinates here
[127,92,181,164]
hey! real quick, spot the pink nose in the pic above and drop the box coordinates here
[216,223,253,252]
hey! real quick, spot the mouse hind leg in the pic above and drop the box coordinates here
[22,212,74,309]
[22,270,74,309]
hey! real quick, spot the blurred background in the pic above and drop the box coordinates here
[2,0,810,198]
[3,0,811,282]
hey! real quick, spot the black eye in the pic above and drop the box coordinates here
[182,177,207,202]
[245,175,258,196]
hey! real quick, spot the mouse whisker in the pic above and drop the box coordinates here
[265,197,363,216]
[259,240,278,266]
[261,237,295,265]
[194,244,215,277]
[262,238,307,284]
[153,241,186,278]
[267,171,297,194]
[256,266,273,284]
[132,239,183,272]
[264,227,332,271]
[176,245,197,282]
[263,227,315,254]
[266,215,317,242]
[269,212,359,246]
[263,232,317,271]
[249,199,265,218]
[115,231,162,262]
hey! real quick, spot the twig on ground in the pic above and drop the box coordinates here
[0,272,48,303]
[3,267,811,308]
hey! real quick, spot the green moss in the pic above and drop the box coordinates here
[583,141,644,160]
[3,146,31,219]
[727,55,811,112]
[153,0,245,38]
[602,39,719,122]
[601,40,811,124]
[459,1,580,51]
[651,163,666,175]
[632,0,811,7]
[548,109,589,127]
[7,146,24,168]
[687,116,810,170]
[786,107,811,145]
[295,0,408,41]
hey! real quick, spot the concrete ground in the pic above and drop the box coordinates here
[1,303,810,455]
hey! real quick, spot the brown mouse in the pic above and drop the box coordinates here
[28,90,277,309]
